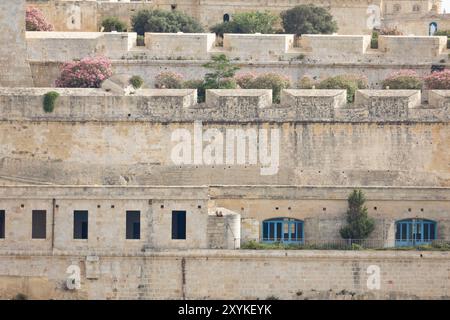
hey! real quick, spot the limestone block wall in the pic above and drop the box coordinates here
[222,34,295,61]
[145,33,216,60]
[0,250,449,300]
[0,185,448,253]
[0,186,211,252]
[27,32,136,61]
[0,89,448,187]
[0,0,33,87]
[25,33,450,64]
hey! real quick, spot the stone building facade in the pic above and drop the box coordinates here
[26,0,449,35]
[0,0,449,300]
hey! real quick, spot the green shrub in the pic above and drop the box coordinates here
[101,17,127,32]
[136,35,145,46]
[203,54,240,88]
[317,74,367,103]
[371,31,379,49]
[382,70,423,89]
[210,11,280,36]
[43,91,60,113]
[297,75,316,89]
[238,73,290,103]
[281,4,338,36]
[155,71,184,89]
[129,75,144,89]
[340,190,375,241]
[131,9,204,36]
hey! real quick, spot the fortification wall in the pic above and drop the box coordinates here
[26,32,449,64]
[26,0,383,35]
[0,250,449,299]
[0,89,448,187]
[0,0,33,87]
[24,33,450,87]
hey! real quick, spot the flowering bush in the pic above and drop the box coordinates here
[235,72,257,89]
[55,56,113,88]
[382,70,423,90]
[155,71,184,89]
[424,70,450,89]
[234,73,290,103]
[26,7,54,31]
[298,76,316,89]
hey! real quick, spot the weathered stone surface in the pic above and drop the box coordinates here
[0,0,33,87]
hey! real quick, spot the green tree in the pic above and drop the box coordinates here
[203,54,240,89]
[210,11,280,36]
[340,190,375,241]
[131,9,204,36]
[281,4,338,36]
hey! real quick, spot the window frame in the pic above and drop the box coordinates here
[126,210,141,240]
[172,210,187,240]
[73,210,89,240]
[262,217,304,244]
[395,219,437,247]
[32,210,47,240]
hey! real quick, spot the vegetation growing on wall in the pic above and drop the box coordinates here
[155,71,184,89]
[55,56,113,88]
[129,75,144,89]
[339,190,375,241]
[26,7,54,31]
[424,69,450,89]
[235,72,291,103]
[101,17,127,32]
[43,91,59,113]
[210,11,280,36]
[382,70,423,89]
[317,74,368,103]
[131,9,204,36]
[281,5,337,36]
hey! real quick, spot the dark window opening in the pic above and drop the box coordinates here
[74,211,88,239]
[223,14,230,22]
[171,4,177,10]
[32,210,46,239]
[126,211,141,240]
[172,211,186,240]
[0,210,5,239]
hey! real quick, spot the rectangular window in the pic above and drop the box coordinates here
[74,211,88,239]
[126,211,141,240]
[172,211,186,240]
[32,210,47,239]
[0,210,5,239]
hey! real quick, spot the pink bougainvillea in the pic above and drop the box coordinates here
[26,7,54,31]
[55,56,113,88]
[424,70,450,90]
[382,69,423,89]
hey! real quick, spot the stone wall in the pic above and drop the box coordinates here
[26,32,450,64]
[0,186,449,251]
[0,89,448,187]
[24,32,450,87]
[0,0,33,87]
[27,0,385,35]
[0,250,449,299]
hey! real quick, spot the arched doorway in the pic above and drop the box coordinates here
[223,14,230,22]
[262,218,304,243]
[395,219,437,246]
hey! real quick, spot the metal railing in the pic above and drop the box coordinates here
[244,238,450,250]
